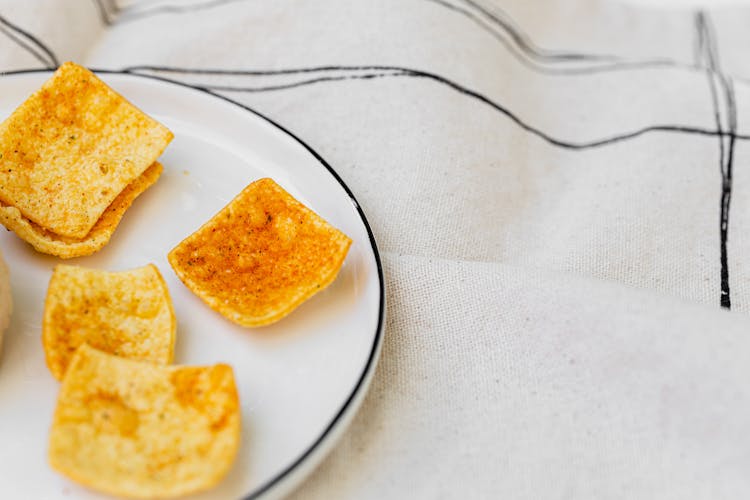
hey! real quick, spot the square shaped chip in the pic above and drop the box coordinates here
[168,178,352,327]
[49,344,240,499]
[0,61,172,239]
[43,263,175,380]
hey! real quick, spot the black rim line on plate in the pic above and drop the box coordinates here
[0,67,386,500]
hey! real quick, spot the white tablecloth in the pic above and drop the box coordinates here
[2,0,750,497]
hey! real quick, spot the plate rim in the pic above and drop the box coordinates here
[0,67,386,500]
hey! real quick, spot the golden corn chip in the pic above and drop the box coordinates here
[49,345,240,499]
[43,263,175,380]
[0,162,162,259]
[0,61,172,239]
[168,177,352,327]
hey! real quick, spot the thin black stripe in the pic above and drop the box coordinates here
[697,11,736,309]
[197,72,407,92]
[124,64,750,149]
[97,0,695,79]
[0,24,52,68]
[111,0,248,24]
[424,0,687,75]
[91,0,114,25]
[0,14,58,68]
[719,76,737,309]
[458,0,614,61]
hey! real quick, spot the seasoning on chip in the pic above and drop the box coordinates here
[0,162,162,258]
[168,177,352,327]
[0,61,172,253]
[49,344,240,499]
[43,263,175,380]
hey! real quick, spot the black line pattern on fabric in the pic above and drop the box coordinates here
[695,12,738,309]
[124,64,750,150]
[0,15,58,68]
[457,0,611,61]
[423,0,694,76]
[91,0,116,25]
[720,79,737,309]
[193,72,410,92]
[87,0,744,88]
[450,0,620,62]
[0,24,50,67]
[93,0,247,25]
[93,0,695,76]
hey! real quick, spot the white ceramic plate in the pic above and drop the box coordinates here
[0,70,384,500]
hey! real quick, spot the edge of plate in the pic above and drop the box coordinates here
[0,67,386,500]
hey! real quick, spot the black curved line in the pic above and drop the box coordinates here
[123,63,704,78]
[719,77,736,309]
[423,0,685,75]
[0,24,51,68]
[124,64,750,149]
[0,15,58,68]
[695,11,737,309]
[116,0,248,24]
[86,0,742,86]
[123,64,412,76]
[703,12,737,309]
[95,0,693,79]
[457,0,617,61]
[91,0,114,25]
[0,66,386,500]
[697,13,729,308]
[92,0,709,82]
[191,73,407,93]
[114,0,694,77]
[429,0,648,65]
